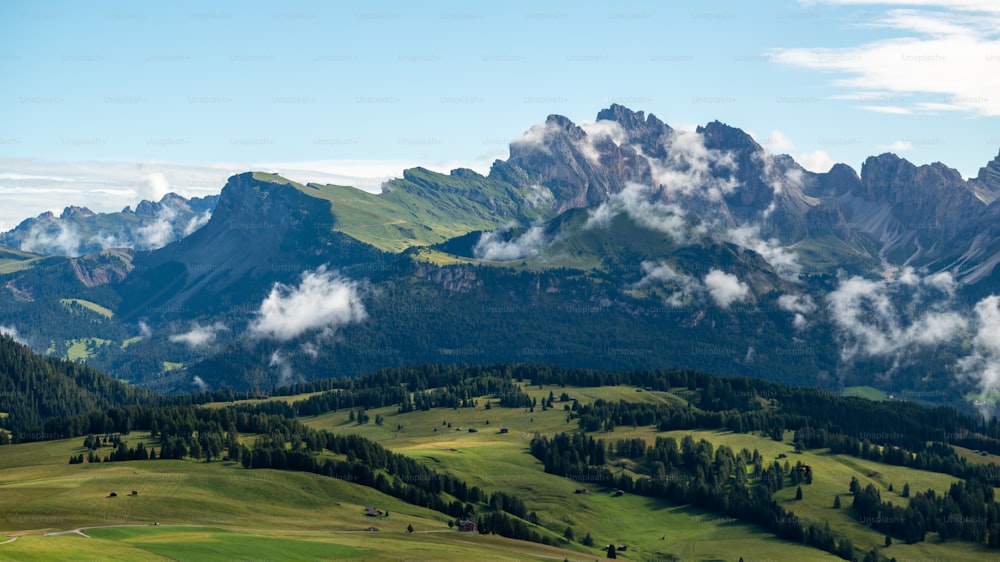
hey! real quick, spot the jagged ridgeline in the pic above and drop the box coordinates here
[2,105,1000,413]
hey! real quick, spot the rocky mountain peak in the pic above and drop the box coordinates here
[60,206,95,219]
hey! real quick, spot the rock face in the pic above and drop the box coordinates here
[488,106,1000,287]
[116,173,382,322]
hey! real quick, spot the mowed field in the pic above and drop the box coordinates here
[304,383,1000,561]
[0,433,588,561]
[5,382,1000,560]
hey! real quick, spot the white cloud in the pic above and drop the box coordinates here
[774,2,1000,116]
[0,325,27,346]
[795,150,836,173]
[635,261,704,305]
[19,221,83,256]
[137,206,178,249]
[473,225,549,261]
[249,266,366,341]
[704,269,750,309]
[764,130,794,151]
[192,376,209,392]
[169,321,227,348]
[957,295,1000,416]
[826,274,967,360]
[270,350,301,386]
[183,210,212,236]
[138,321,152,337]
[585,182,704,243]
[726,225,802,280]
[778,294,817,329]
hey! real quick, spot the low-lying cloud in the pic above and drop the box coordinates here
[0,325,27,346]
[704,269,750,309]
[169,321,228,348]
[249,266,366,341]
[826,272,967,362]
[474,225,549,261]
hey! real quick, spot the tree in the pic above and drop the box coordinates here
[888,483,894,492]
[795,486,803,500]
[563,526,574,542]
[607,544,617,558]
[902,483,910,498]
[582,532,594,547]
[407,524,414,533]
[885,535,891,547]
[833,495,841,509]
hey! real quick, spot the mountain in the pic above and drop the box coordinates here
[0,192,219,257]
[3,105,1000,414]
[0,334,152,442]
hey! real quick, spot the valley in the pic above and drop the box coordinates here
[3,354,1000,560]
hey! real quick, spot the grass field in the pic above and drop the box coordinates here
[840,386,888,401]
[59,298,114,319]
[65,338,114,361]
[5,382,999,560]
[0,434,588,561]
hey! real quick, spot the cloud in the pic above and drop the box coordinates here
[704,269,750,309]
[764,130,794,151]
[192,376,209,392]
[585,182,704,243]
[0,325,27,346]
[270,350,302,387]
[137,205,179,249]
[473,225,549,261]
[773,2,1000,116]
[778,293,817,329]
[169,321,227,348]
[957,295,1000,416]
[142,172,171,202]
[138,321,152,337]
[182,210,212,236]
[726,225,801,280]
[19,221,83,256]
[249,266,366,341]
[795,150,836,173]
[577,120,628,164]
[826,273,967,360]
[635,261,703,306]
[648,130,739,200]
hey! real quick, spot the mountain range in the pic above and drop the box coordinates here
[0,192,219,257]
[3,105,1000,415]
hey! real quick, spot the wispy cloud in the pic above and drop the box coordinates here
[169,321,228,348]
[775,1,1000,116]
[473,225,549,261]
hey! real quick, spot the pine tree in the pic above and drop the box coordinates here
[607,544,617,559]
[407,524,414,533]
[795,486,803,500]
[902,483,910,498]
[884,535,891,547]
[833,495,841,508]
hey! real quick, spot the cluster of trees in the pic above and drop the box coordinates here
[0,335,151,443]
[530,432,853,560]
[850,475,1000,546]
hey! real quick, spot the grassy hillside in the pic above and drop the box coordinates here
[0,433,587,561]
[254,168,546,252]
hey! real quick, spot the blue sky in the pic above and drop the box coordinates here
[1,0,998,226]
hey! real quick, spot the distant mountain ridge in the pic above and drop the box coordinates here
[0,192,219,257]
[4,105,1000,412]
